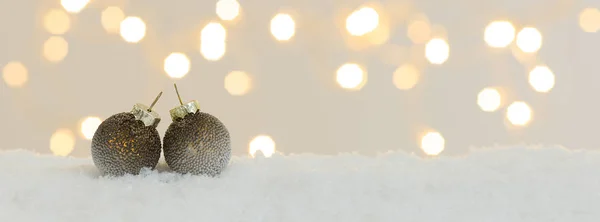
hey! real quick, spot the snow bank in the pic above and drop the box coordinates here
[1,146,599,221]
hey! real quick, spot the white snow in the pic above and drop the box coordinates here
[1,146,600,222]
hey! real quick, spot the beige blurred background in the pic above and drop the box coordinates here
[1,0,599,158]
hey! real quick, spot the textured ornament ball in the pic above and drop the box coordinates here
[163,111,232,176]
[91,112,162,176]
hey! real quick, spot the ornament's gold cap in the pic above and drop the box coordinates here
[131,103,161,128]
[169,100,200,121]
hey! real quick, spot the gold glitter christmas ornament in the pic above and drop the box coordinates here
[91,92,164,176]
[162,84,232,176]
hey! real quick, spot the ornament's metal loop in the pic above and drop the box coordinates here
[131,103,161,127]
[169,100,200,121]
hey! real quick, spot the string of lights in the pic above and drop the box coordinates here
[2,0,599,158]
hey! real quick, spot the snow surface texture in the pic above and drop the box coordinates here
[1,146,600,222]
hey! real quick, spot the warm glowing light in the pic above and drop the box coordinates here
[201,23,227,41]
[336,63,366,90]
[224,71,252,96]
[2,61,28,88]
[516,27,542,53]
[425,38,449,64]
[407,17,431,44]
[101,7,125,34]
[484,21,515,48]
[249,135,276,158]
[270,13,295,41]
[43,36,69,63]
[80,117,102,140]
[216,0,241,21]
[346,7,380,36]
[61,0,90,13]
[510,44,537,66]
[431,24,449,40]
[200,22,227,61]
[164,52,191,79]
[579,8,600,33]
[477,88,502,112]
[393,64,420,90]
[366,23,390,45]
[201,42,226,61]
[50,128,76,156]
[43,9,71,35]
[120,17,146,43]
[506,101,532,126]
[421,131,445,156]
[529,65,555,93]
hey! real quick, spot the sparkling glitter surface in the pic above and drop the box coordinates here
[163,111,231,176]
[91,112,162,176]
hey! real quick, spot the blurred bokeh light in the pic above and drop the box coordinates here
[484,21,515,48]
[2,0,599,157]
[101,6,125,34]
[506,101,532,126]
[516,27,542,53]
[425,38,449,64]
[392,64,420,90]
[164,52,191,79]
[201,22,227,41]
[61,0,89,14]
[511,44,537,66]
[80,117,102,140]
[43,36,69,63]
[200,22,227,61]
[43,9,70,35]
[346,7,379,36]
[336,63,366,90]
[477,88,502,112]
[421,131,445,156]
[216,0,241,21]
[120,16,146,43]
[249,135,276,158]
[270,13,295,41]
[430,24,448,40]
[2,61,28,88]
[50,128,76,156]
[224,71,252,96]
[528,65,555,93]
[407,14,432,44]
[579,8,600,33]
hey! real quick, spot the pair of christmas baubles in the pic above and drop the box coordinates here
[91,84,231,177]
